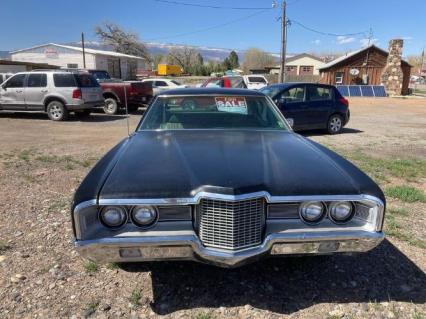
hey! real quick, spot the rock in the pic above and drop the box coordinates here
[49,283,56,290]
[14,231,23,237]
[83,308,95,318]
[15,274,26,280]
[99,303,111,312]
[0,255,6,262]
[10,277,20,284]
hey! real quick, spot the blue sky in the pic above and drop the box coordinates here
[0,0,424,56]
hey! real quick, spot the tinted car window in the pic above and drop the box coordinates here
[90,71,111,81]
[5,74,25,88]
[307,86,332,101]
[140,96,288,130]
[171,80,182,85]
[76,74,99,87]
[27,74,47,87]
[248,76,266,83]
[155,81,168,87]
[53,74,77,87]
[281,87,305,103]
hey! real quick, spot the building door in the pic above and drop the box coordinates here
[0,73,26,110]
[107,58,121,78]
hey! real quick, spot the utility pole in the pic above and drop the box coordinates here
[279,0,287,83]
[81,32,86,69]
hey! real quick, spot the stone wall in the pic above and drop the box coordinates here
[381,39,404,95]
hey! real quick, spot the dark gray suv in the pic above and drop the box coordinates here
[0,70,104,121]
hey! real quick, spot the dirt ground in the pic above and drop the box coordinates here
[0,97,425,319]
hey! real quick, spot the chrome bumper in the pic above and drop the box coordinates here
[75,230,384,267]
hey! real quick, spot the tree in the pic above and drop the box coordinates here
[95,22,150,61]
[242,48,275,73]
[228,51,239,69]
[167,47,199,73]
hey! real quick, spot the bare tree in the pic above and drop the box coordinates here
[167,47,199,73]
[242,48,276,73]
[95,22,151,61]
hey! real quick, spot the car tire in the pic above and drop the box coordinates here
[74,110,91,119]
[47,101,69,121]
[327,114,344,134]
[103,98,119,115]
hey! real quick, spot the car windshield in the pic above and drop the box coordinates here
[260,86,282,98]
[139,95,289,130]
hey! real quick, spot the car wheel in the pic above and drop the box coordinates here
[74,110,91,119]
[103,98,119,115]
[327,114,343,134]
[47,101,69,121]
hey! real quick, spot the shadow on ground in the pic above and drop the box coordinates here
[300,127,364,137]
[0,111,129,122]
[120,240,426,315]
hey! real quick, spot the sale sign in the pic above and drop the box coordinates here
[215,97,248,115]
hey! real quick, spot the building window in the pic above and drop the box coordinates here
[299,66,314,75]
[285,65,297,75]
[67,63,78,69]
[335,72,344,84]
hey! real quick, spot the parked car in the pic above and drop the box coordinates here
[141,78,188,95]
[85,69,153,114]
[200,76,247,88]
[0,70,104,121]
[261,83,350,134]
[72,88,385,268]
[243,75,269,90]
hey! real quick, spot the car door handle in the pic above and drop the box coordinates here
[16,90,23,93]
[41,89,48,93]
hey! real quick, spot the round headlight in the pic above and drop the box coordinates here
[131,206,158,228]
[299,201,325,224]
[329,201,353,223]
[100,206,127,228]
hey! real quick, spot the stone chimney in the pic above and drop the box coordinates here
[381,39,404,96]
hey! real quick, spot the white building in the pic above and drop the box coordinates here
[10,43,146,80]
[267,53,325,76]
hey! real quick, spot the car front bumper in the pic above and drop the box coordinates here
[75,230,384,267]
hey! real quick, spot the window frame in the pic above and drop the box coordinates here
[280,85,306,104]
[27,73,48,88]
[335,72,344,84]
[3,73,26,89]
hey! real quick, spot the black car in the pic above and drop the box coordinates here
[260,83,350,134]
[72,88,385,268]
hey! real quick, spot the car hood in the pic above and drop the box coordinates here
[98,130,369,200]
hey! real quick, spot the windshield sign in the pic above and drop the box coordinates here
[215,96,247,114]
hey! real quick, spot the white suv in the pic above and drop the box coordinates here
[0,70,104,121]
[141,78,188,95]
[243,75,269,90]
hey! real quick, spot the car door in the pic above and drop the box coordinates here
[25,73,49,110]
[0,73,27,110]
[275,85,307,129]
[304,85,334,128]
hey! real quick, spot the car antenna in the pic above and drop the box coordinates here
[123,84,130,136]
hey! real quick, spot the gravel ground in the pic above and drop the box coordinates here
[0,97,425,319]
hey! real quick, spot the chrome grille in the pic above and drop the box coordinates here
[198,197,265,251]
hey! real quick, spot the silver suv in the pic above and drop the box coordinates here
[0,70,104,121]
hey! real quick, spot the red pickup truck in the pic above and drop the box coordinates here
[87,70,153,114]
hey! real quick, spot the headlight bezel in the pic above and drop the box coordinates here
[299,201,326,224]
[328,201,355,224]
[99,205,128,229]
[130,205,159,228]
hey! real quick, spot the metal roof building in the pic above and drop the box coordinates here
[10,43,146,80]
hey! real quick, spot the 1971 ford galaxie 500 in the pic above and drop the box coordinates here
[72,88,385,267]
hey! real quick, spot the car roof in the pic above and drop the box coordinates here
[156,87,265,96]
[265,82,334,89]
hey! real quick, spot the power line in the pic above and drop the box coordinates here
[146,9,269,41]
[154,0,274,10]
[290,19,369,37]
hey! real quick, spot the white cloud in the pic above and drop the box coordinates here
[360,38,379,47]
[402,36,413,40]
[337,36,356,44]
[312,39,321,45]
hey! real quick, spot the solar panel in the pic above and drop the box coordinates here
[360,86,374,97]
[336,85,349,97]
[348,86,362,97]
[373,86,387,97]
